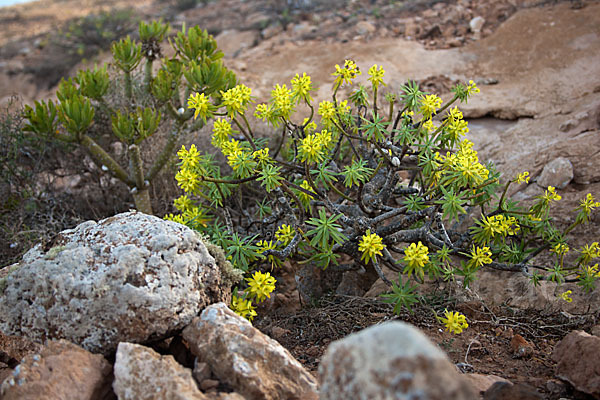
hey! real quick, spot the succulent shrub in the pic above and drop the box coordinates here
[23,20,237,215]
[171,60,598,321]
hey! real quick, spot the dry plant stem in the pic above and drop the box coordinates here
[373,257,393,287]
[80,134,133,185]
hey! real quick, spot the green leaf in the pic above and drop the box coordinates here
[305,208,347,250]
[380,273,420,314]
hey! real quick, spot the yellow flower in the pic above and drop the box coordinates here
[367,64,386,90]
[302,118,317,134]
[466,80,480,96]
[291,72,313,103]
[275,224,295,246]
[516,171,530,184]
[446,106,463,121]
[296,180,315,210]
[558,290,573,303]
[187,92,211,122]
[173,195,193,212]
[318,100,337,127]
[403,241,429,275]
[252,148,271,166]
[419,94,442,119]
[299,134,324,164]
[577,193,600,222]
[332,59,361,87]
[175,168,199,194]
[246,271,276,302]
[272,83,294,119]
[315,129,333,149]
[221,84,252,117]
[212,119,233,147]
[578,242,599,265]
[358,229,385,264]
[543,186,562,202]
[231,295,257,322]
[469,245,492,268]
[551,243,570,257]
[439,309,469,334]
[422,119,436,133]
[177,144,200,169]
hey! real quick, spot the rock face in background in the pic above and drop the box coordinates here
[0,340,113,400]
[183,303,319,400]
[0,212,237,354]
[536,157,574,189]
[552,330,600,398]
[318,321,478,400]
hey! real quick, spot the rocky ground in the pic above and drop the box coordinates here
[0,0,599,399]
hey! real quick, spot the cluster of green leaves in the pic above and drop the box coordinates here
[169,61,599,317]
[23,20,237,215]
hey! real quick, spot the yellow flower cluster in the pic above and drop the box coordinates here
[367,64,386,90]
[579,242,600,265]
[221,84,252,117]
[469,245,492,268]
[480,214,520,239]
[439,139,490,187]
[246,271,277,302]
[272,84,294,120]
[466,79,480,96]
[403,241,430,275]
[516,171,530,184]
[291,72,313,103]
[558,290,573,303]
[551,243,569,257]
[212,119,233,147]
[187,92,211,122]
[275,224,295,246]
[440,310,469,334]
[419,94,442,119]
[231,295,257,321]
[332,59,361,88]
[231,271,277,322]
[358,229,385,264]
[542,186,562,203]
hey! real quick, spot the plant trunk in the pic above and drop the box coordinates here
[133,187,153,215]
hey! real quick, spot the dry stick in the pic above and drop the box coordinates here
[373,257,393,287]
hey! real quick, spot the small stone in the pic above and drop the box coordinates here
[510,334,534,358]
[356,21,376,36]
[464,373,511,395]
[537,157,574,189]
[483,382,542,399]
[469,16,485,33]
[200,379,220,391]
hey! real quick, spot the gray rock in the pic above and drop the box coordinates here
[0,211,239,354]
[537,157,573,189]
[113,342,207,400]
[318,321,478,400]
[183,303,319,400]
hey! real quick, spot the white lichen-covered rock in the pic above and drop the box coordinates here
[0,211,240,354]
[113,342,208,400]
[318,321,477,400]
[182,303,319,400]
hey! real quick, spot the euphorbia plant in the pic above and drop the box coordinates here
[23,21,236,214]
[169,60,599,321]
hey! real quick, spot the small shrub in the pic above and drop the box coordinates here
[24,20,237,215]
[170,60,599,322]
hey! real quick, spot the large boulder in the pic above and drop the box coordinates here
[182,303,319,400]
[318,321,477,400]
[0,340,113,400]
[0,211,240,354]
